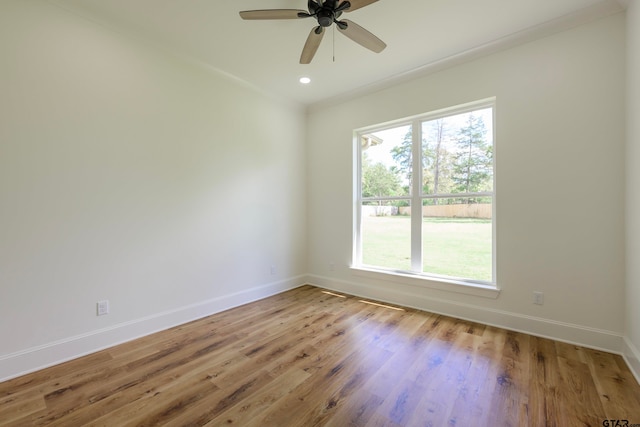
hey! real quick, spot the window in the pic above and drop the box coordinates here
[354,99,495,286]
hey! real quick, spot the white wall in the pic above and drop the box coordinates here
[0,0,306,380]
[625,0,640,380]
[307,13,626,351]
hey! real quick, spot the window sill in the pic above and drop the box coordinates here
[350,266,501,299]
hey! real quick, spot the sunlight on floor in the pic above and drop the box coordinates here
[321,291,347,298]
[321,290,405,311]
[358,300,405,311]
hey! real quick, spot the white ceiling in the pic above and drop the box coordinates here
[49,0,625,108]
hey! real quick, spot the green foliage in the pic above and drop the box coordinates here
[361,109,493,206]
[452,114,493,196]
[361,153,403,198]
[387,113,493,201]
[422,119,455,198]
[390,129,414,182]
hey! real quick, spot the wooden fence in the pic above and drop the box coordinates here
[398,203,492,219]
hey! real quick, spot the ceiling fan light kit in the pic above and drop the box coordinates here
[239,0,386,64]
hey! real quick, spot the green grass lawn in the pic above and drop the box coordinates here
[361,215,493,281]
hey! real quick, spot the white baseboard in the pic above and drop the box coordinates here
[622,336,640,385]
[0,276,304,383]
[3,275,635,386]
[305,274,624,354]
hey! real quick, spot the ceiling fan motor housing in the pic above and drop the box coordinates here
[314,0,347,27]
[317,9,334,27]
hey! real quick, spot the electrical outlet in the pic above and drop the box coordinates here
[329,262,335,271]
[270,265,276,275]
[533,292,544,306]
[97,300,110,316]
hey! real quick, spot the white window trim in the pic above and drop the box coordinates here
[353,98,499,297]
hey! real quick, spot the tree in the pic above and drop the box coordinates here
[452,114,493,199]
[390,129,414,187]
[392,128,445,197]
[361,154,402,202]
[423,119,453,202]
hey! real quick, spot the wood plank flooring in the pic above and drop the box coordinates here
[2,285,640,426]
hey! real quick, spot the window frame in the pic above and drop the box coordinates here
[352,98,499,297]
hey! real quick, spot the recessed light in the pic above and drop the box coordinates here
[299,77,311,84]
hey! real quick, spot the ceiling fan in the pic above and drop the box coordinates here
[239,0,386,64]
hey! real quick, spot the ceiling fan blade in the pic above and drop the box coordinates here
[300,26,325,64]
[344,0,379,12]
[239,9,308,20]
[308,0,320,14]
[337,19,386,53]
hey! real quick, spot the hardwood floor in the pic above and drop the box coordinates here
[2,285,640,426]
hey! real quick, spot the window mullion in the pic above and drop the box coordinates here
[410,120,422,272]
